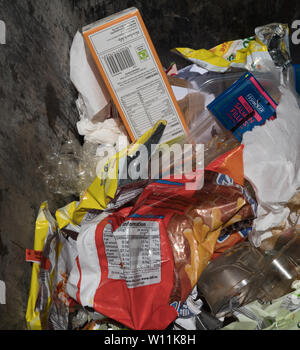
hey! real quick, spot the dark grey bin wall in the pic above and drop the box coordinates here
[0,0,299,330]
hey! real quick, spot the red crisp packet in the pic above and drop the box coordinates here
[212,229,251,260]
[205,144,244,186]
[65,147,256,330]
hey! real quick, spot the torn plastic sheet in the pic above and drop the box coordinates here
[243,86,300,246]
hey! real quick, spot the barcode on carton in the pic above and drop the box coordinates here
[104,48,135,75]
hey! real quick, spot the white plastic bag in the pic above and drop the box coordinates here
[70,31,110,121]
[243,85,300,246]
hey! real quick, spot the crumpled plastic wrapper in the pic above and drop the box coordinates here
[38,139,121,197]
[222,281,300,330]
[172,287,223,330]
[174,23,292,74]
[255,23,291,70]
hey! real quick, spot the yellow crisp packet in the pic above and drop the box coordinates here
[26,202,58,330]
[174,36,270,73]
[26,121,167,329]
[56,120,167,230]
[56,201,80,230]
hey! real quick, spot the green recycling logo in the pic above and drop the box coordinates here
[138,49,149,61]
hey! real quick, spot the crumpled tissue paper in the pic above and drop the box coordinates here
[76,117,127,145]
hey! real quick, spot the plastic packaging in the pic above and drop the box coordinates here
[40,120,165,215]
[197,226,300,318]
[173,37,270,73]
[26,202,58,330]
[25,202,79,330]
[38,137,127,198]
[39,67,284,199]
[169,68,282,169]
[28,15,299,332]
[25,203,123,330]
[27,122,170,330]
[294,64,300,95]
[38,139,83,197]
[207,72,277,142]
[243,84,300,246]
[222,280,300,330]
[172,30,294,172]
[212,223,252,260]
[63,120,166,228]
[171,40,293,171]
[172,287,223,330]
[189,71,283,150]
[173,23,291,73]
[64,146,256,330]
[255,23,291,70]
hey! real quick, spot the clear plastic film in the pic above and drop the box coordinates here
[197,226,300,318]
[38,138,86,197]
[222,280,300,330]
[38,139,122,198]
[255,23,291,70]
[163,67,283,178]
[187,69,282,140]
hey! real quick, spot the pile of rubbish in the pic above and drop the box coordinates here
[25,8,300,330]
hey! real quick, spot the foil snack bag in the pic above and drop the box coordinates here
[173,23,291,73]
[55,120,166,232]
[26,202,80,330]
[65,148,256,330]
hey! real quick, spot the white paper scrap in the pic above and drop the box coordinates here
[70,31,110,121]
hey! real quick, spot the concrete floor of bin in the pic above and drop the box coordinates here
[0,0,299,330]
